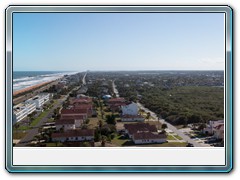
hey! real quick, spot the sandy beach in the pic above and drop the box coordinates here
[13,81,54,96]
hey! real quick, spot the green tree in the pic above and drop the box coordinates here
[162,123,168,129]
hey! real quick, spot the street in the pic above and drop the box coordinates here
[136,102,208,147]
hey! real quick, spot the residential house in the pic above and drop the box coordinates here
[203,120,224,135]
[213,124,224,140]
[124,123,166,144]
[61,109,88,119]
[52,129,94,142]
[55,119,75,131]
[132,132,167,144]
[121,102,138,115]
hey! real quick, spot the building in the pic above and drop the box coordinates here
[203,120,224,135]
[55,119,76,131]
[124,123,158,138]
[213,124,224,140]
[72,104,93,117]
[121,102,138,115]
[61,109,88,119]
[124,123,166,144]
[13,102,36,123]
[69,97,93,105]
[52,129,94,142]
[132,132,167,144]
[26,93,50,109]
[62,115,86,128]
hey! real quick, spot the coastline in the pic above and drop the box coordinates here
[13,80,59,105]
[13,81,53,96]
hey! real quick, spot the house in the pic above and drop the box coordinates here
[213,124,224,140]
[55,119,75,131]
[109,102,126,112]
[69,97,93,105]
[132,132,167,144]
[203,120,224,135]
[52,129,94,142]
[124,123,158,138]
[121,102,138,115]
[107,98,125,105]
[124,123,166,144]
[61,109,88,119]
[61,115,85,128]
[72,104,93,117]
[121,114,145,122]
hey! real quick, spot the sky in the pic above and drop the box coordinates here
[13,13,225,71]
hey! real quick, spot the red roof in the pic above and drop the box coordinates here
[124,123,157,135]
[215,124,224,130]
[52,129,94,139]
[108,98,125,103]
[133,132,167,140]
[73,104,93,109]
[62,115,86,120]
[55,119,75,125]
[61,108,88,114]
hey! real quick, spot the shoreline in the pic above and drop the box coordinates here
[13,81,54,97]
[13,79,61,105]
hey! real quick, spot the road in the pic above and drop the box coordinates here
[136,102,206,147]
[112,80,119,97]
[82,72,87,85]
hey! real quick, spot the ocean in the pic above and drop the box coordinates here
[13,71,78,92]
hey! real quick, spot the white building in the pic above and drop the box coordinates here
[52,129,94,142]
[55,119,76,132]
[121,102,138,115]
[213,124,224,140]
[13,102,36,123]
[132,132,167,144]
[26,93,50,108]
[203,120,224,135]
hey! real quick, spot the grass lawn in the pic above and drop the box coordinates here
[167,135,176,140]
[111,135,129,146]
[16,126,30,131]
[46,118,55,123]
[87,118,100,129]
[13,131,27,139]
[174,135,183,140]
[30,110,49,127]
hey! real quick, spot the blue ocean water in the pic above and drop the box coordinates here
[13,71,77,92]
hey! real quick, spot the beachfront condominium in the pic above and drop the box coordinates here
[13,102,36,123]
[13,93,50,124]
[26,93,50,109]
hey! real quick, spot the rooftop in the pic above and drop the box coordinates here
[52,129,94,139]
